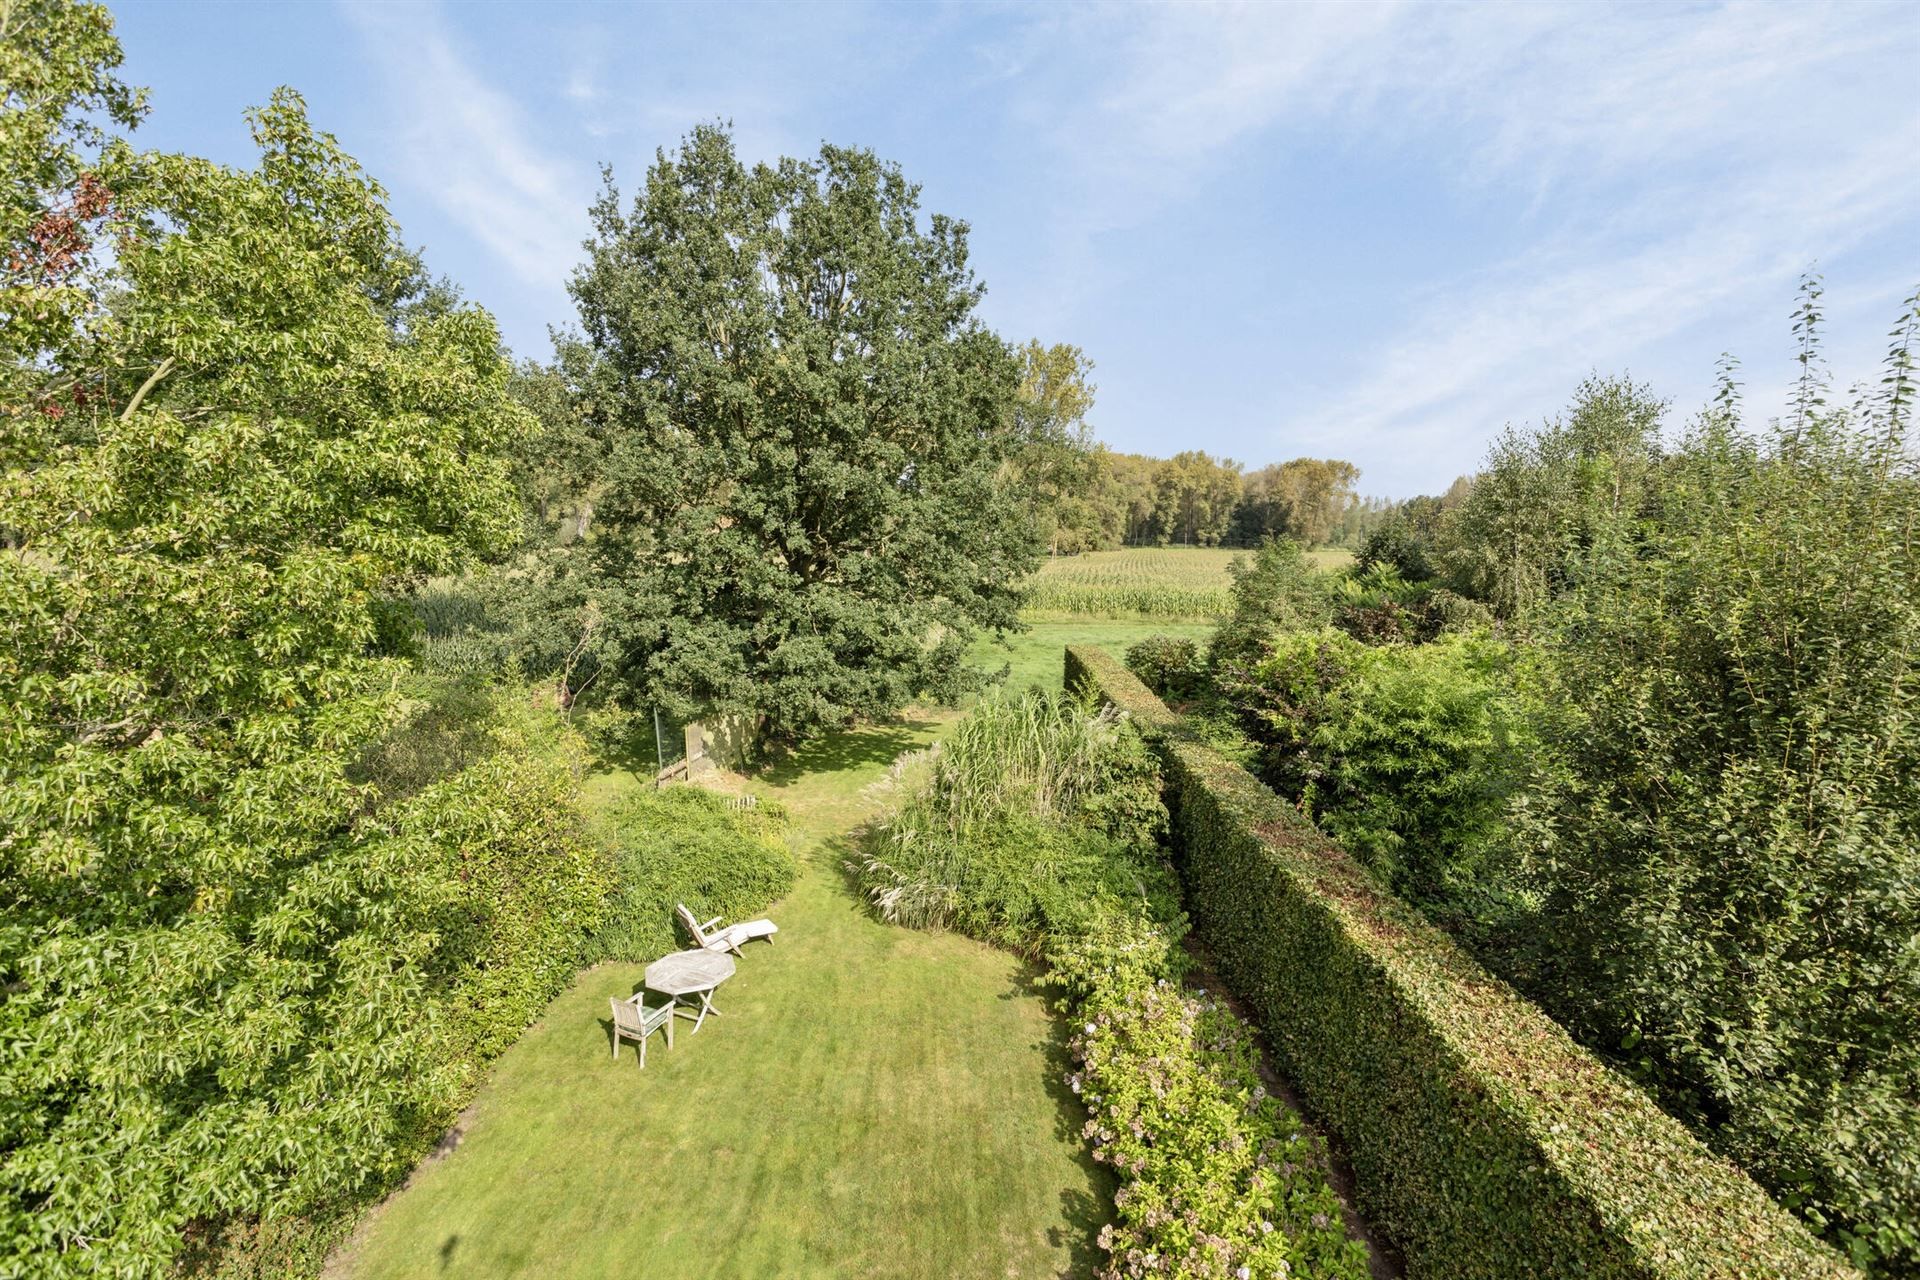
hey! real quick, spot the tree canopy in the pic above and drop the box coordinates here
[1,11,537,1269]
[566,124,1039,742]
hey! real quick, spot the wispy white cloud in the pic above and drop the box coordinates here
[327,0,1917,490]
[989,0,1920,491]
[339,0,588,290]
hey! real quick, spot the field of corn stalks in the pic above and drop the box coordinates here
[1022,546,1352,620]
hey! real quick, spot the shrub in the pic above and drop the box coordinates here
[1214,629,1526,906]
[1355,515,1435,582]
[1513,354,1920,1274]
[1124,633,1205,700]
[1069,981,1370,1280]
[1209,538,1333,665]
[582,787,796,965]
[857,689,1168,948]
[395,711,611,1064]
[1065,644,1858,1280]
[1,684,610,1280]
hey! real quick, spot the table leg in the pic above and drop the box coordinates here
[692,989,721,1032]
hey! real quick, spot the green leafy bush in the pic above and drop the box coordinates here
[1,45,542,1275]
[1065,644,1857,1280]
[1213,629,1524,906]
[583,787,796,965]
[1209,537,1333,665]
[1124,633,1206,700]
[1511,336,1920,1274]
[393,705,612,1064]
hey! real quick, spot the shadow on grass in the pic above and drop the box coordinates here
[754,717,939,788]
[1035,976,1112,1277]
[1052,1187,1109,1280]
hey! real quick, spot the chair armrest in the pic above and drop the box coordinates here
[699,916,723,932]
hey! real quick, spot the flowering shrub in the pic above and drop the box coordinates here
[1069,980,1370,1280]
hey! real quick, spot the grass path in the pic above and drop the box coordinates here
[330,623,1204,1279]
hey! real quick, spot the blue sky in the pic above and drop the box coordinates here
[112,0,1919,497]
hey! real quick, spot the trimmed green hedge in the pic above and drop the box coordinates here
[1064,643,1859,1280]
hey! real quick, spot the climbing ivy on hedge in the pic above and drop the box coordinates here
[1064,644,1858,1280]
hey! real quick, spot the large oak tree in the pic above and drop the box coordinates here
[570,125,1039,742]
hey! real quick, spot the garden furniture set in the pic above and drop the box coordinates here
[610,905,778,1068]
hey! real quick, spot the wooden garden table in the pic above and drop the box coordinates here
[642,949,736,1032]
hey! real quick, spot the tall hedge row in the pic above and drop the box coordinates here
[1063,643,1857,1280]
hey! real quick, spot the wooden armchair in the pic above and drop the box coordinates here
[610,994,674,1067]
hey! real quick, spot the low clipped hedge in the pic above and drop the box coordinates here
[1064,643,1859,1280]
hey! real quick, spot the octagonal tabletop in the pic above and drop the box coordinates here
[644,948,736,996]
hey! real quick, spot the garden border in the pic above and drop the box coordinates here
[1064,643,1858,1280]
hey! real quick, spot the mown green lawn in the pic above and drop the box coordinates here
[329,620,1202,1280]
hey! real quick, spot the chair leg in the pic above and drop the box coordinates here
[665,1017,674,1051]
[612,1031,619,1061]
[639,1031,647,1069]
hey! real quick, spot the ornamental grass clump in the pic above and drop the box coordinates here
[863,690,1371,1280]
[857,688,1167,949]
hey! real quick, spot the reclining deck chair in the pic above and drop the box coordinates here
[675,903,778,956]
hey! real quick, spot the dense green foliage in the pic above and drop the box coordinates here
[1066,644,1858,1280]
[1178,292,1920,1274]
[1209,537,1333,663]
[858,690,1168,949]
[1437,375,1666,620]
[1123,633,1206,701]
[0,0,143,378]
[582,787,796,965]
[1509,337,1920,1273]
[861,690,1368,1279]
[0,11,606,1274]
[1067,980,1369,1280]
[562,123,1039,742]
[363,692,614,1069]
[1212,628,1524,906]
[1064,450,1364,551]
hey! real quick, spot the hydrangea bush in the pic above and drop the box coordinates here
[1065,976,1369,1280]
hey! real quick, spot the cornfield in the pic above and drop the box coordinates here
[1022,547,1352,620]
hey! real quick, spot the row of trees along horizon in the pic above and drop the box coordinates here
[5,3,1918,1278]
[531,348,1415,556]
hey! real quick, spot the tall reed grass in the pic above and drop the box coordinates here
[858,690,1162,942]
